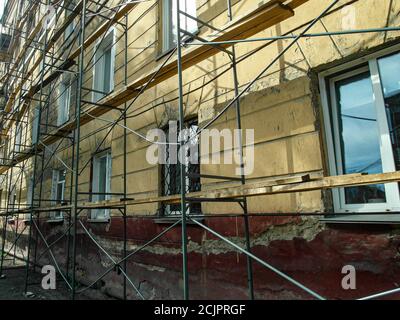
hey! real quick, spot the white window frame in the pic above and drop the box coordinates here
[161,0,198,53]
[319,45,400,214]
[50,169,66,220]
[92,28,115,103]
[57,77,71,126]
[91,150,112,220]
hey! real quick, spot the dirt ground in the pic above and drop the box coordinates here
[0,260,112,300]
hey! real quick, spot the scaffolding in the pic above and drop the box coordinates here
[0,0,400,300]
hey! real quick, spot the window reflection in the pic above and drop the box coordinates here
[335,72,386,204]
[378,52,400,170]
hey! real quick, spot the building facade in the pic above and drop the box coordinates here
[0,0,400,299]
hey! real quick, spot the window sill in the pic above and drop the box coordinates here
[87,218,110,224]
[320,214,400,224]
[155,35,197,61]
[155,48,174,61]
[154,216,204,225]
[47,218,64,224]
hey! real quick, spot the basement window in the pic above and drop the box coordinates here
[92,29,115,102]
[91,150,112,220]
[161,118,201,216]
[57,77,71,126]
[320,47,400,218]
[160,0,198,54]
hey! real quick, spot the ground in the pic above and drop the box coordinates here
[0,260,113,300]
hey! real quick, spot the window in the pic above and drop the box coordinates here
[25,177,33,218]
[64,1,75,44]
[162,118,201,216]
[161,0,198,53]
[0,142,5,165]
[31,106,39,144]
[321,49,400,213]
[14,124,22,153]
[91,150,112,220]
[58,78,71,126]
[1,138,9,164]
[10,189,16,212]
[26,177,33,208]
[51,169,66,220]
[92,30,115,102]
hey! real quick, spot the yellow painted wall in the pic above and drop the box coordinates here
[1,0,400,217]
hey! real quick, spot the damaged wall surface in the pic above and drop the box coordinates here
[1,0,400,300]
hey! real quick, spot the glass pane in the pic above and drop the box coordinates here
[32,107,39,143]
[162,0,174,51]
[98,156,107,201]
[103,48,112,94]
[162,120,200,215]
[56,184,63,202]
[378,52,400,170]
[335,72,386,204]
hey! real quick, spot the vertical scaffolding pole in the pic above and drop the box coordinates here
[71,0,87,300]
[24,0,50,294]
[226,0,254,300]
[34,48,57,264]
[13,110,29,265]
[0,173,9,276]
[0,128,18,276]
[122,13,128,301]
[67,105,77,283]
[176,0,190,300]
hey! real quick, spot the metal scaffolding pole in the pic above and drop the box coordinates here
[227,0,254,300]
[190,217,325,300]
[0,142,17,276]
[24,0,51,294]
[71,0,88,300]
[1,0,400,301]
[176,0,189,300]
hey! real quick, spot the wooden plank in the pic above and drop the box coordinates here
[103,2,296,107]
[7,171,400,213]
[38,0,304,138]
[1,0,84,114]
[1,0,116,135]
[1,14,47,109]
[80,171,400,209]
[0,0,308,174]
[69,3,137,61]
[0,1,40,84]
